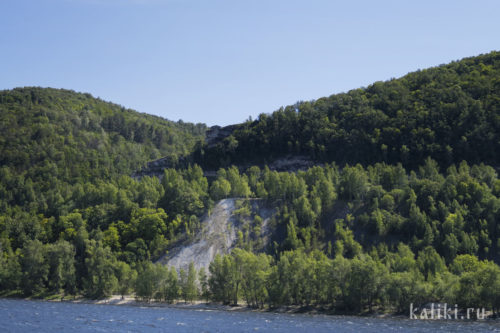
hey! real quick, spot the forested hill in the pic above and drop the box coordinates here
[0,87,206,183]
[0,86,206,222]
[2,56,500,313]
[0,87,212,299]
[192,51,500,170]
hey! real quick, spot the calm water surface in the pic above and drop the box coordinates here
[0,299,499,332]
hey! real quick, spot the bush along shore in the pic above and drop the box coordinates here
[3,247,500,319]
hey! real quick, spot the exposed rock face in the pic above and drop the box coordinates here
[267,155,316,172]
[204,124,239,148]
[157,198,274,273]
[133,154,316,179]
[132,156,178,179]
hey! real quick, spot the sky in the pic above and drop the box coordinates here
[1,0,499,126]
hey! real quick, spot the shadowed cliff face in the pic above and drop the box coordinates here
[158,198,274,273]
[133,154,316,179]
[204,125,238,148]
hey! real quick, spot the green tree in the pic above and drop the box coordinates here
[198,267,210,303]
[417,246,446,280]
[20,240,49,295]
[181,262,198,303]
[164,266,179,303]
[0,240,21,292]
[46,240,76,294]
[345,255,389,312]
[232,249,271,308]
[210,178,231,201]
[115,261,137,298]
[227,166,251,198]
[83,241,118,299]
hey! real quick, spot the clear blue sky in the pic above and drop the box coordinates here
[1,0,499,126]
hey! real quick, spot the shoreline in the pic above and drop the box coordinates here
[60,296,259,312]
[1,294,409,319]
[3,295,498,321]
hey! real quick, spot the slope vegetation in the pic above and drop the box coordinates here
[2,53,500,313]
[193,51,500,170]
[0,87,206,183]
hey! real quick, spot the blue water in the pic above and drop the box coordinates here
[0,299,499,332]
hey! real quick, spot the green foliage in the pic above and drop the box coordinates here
[20,240,49,295]
[194,51,500,170]
[164,266,180,303]
[83,240,118,299]
[0,87,208,297]
[46,240,76,294]
[160,167,209,218]
[0,240,21,291]
[232,248,271,308]
[0,87,205,184]
[135,262,163,301]
[417,246,447,280]
[115,261,137,298]
[2,54,500,315]
[198,268,209,302]
[180,262,198,302]
[205,248,500,314]
[208,254,239,305]
[345,255,389,312]
[210,177,231,201]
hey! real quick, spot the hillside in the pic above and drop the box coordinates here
[0,87,206,213]
[0,87,209,298]
[1,54,500,314]
[191,51,500,170]
[0,87,206,182]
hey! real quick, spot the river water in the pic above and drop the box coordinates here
[0,299,499,332]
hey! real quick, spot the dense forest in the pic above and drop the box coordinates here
[193,51,500,170]
[1,52,500,315]
[0,87,208,296]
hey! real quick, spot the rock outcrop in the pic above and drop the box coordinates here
[158,198,274,273]
[204,125,239,148]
